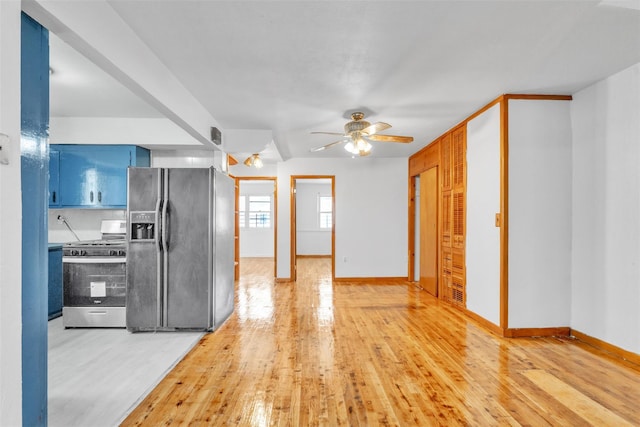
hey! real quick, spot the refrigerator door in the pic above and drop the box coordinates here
[164,168,213,329]
[214,170,236,327]
[126,167,163,331]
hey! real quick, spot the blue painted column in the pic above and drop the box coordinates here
[21,12,49,426]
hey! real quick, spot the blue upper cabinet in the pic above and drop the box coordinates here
[51,145,150,208]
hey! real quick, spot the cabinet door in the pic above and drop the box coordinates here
[452,125,466,190]
[49,149,60,207]
[440,133,452,191]
[59,150,98,207]
[94,147,131,207]
[48,247,63,319]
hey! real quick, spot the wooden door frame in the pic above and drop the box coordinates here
[290,175,335,281]
[234,176,278,280]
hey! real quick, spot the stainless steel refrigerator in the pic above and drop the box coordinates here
[126,167,235,332]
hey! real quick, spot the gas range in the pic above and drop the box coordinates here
[62,220,128,328]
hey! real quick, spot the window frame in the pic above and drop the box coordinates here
[318,195,333,229]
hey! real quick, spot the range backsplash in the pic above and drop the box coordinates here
[48,208,126,243]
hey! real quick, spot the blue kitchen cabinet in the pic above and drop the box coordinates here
[49,148,60,207]
[48,244,63,320]
[51,144,150,208]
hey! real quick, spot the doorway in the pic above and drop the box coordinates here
[234,177,277,280]
[290,176,335,281]
[417,167,439,296]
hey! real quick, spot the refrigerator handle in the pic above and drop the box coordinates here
[155,197,162,251]
[162,198,170,251]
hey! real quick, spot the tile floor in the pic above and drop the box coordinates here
[48,317,203,426]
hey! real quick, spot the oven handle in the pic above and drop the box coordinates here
[63,257,126,264]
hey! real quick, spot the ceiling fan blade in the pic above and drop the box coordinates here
[366,134,414,143]
[361,122,391,136]
[311,131,345,136]
[310,140,344,152]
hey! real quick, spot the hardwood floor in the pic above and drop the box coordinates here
[122,257,640,426]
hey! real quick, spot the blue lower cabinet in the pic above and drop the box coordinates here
[48,245,63,320]
[52,144,150,208]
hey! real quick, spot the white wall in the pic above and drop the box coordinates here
[508,99,572,329]
[229,163,278,177]
[277,157,408,279]
[0,2,23,424]
[240,181,275,257]
[571,62,640,354]
[296,182,332,256]
[466,104,501,326]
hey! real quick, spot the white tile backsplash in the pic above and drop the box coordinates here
[48,209,126,243]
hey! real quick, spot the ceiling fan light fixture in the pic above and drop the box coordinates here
[344,141,356,153]
[344,138,372,156]
[244,153,264,168]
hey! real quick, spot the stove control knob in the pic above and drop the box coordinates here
[71,250,79,256]
[80,250,87,256]
[109,249,117,256]
[118,250,126,257]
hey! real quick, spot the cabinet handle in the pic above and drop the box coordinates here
[98,191,102,202]
[52,191,56,203]
[90,191,94,202]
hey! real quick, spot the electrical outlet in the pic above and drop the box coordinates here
[343,256,347,263]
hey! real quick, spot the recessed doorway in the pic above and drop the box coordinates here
[234,177,277,280]
[290,176,335,281]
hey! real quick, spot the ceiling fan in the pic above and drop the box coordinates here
[310,112,413,156]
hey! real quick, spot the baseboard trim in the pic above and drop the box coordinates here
[504,327,571,338]
[460,306,571,339]
[275,277,292,283]
[572,329,640,367]
[296,255,331,259]
[332,277,408,284]
[462,308,504,337]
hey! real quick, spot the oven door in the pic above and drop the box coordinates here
[63,258,126,307]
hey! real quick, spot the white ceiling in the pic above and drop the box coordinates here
[48,1,640,163]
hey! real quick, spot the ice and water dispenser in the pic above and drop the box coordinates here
[129,211,156,241]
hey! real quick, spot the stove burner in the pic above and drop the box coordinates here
[64,239,126,257]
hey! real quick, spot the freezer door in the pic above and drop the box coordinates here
[164,168,213,329]
[126,167,162,331]
[214,170,236,327]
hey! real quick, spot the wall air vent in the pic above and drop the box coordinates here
[211,127,222,145]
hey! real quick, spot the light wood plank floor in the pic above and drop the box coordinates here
[123,257,640,426]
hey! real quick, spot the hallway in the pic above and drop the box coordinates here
[123,257,640,425]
